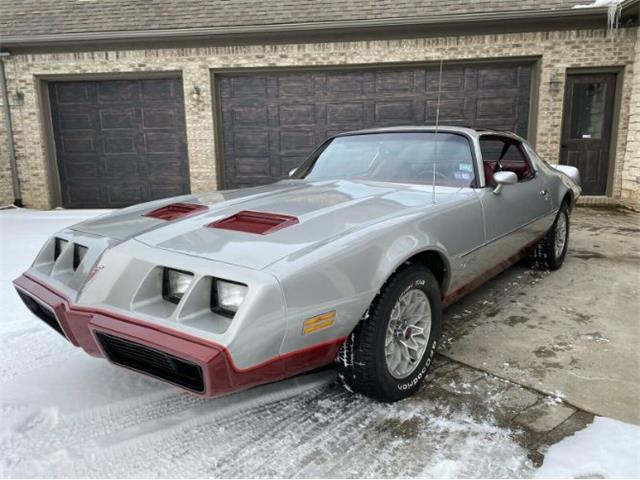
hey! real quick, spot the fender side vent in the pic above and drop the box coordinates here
[207,210,299,235]
[95,332,205,393]
[143,203,208,221]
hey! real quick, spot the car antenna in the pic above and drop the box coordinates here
[432,58,443,205]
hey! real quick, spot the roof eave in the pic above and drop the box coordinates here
[0,5,626,48]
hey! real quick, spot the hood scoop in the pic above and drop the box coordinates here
[207,210,299,235]
[143,203,208,221]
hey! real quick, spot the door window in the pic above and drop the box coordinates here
[569,82,607,140]
[480,137,534,186]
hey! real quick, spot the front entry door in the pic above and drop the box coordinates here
[561,73,616,196]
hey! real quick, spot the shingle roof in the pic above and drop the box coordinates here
[0,0,622,41]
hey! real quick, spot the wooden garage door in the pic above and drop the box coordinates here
[49,78,189,208]
[216,62,532,188]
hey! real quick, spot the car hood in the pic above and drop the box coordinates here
[74,179,470,270]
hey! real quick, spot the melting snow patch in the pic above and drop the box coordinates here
[536,416,640,479]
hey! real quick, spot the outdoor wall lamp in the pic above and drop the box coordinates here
[190,85,201,103]
[549,72,564,95]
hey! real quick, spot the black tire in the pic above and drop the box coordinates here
[336,265,442,402]
[532,203,570,270]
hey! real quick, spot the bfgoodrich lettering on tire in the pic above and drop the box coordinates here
[336,265,442,402]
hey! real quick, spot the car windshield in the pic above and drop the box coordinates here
[299,132,476,187]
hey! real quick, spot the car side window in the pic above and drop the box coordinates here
[479,136,534,186]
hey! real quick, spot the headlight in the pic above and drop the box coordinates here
[163,268,193,304]
[73,244,88,270]
[212,279,248,317]
[54,238,68,260]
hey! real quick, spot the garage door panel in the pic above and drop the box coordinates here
[326,103,365,124]
[142,79,179,101]
[233,130,269,156]
[226,76,268,98]
[478,67,520,89]
[103,134,137,154]
[99,108,137,130]
[425,69,465,91]
[231,105,269,126]
[148,184,189,201]
[58,108,96,130]
[143,132,183,154]
[61,133,97,154]
[105,184,145,206]
[53,83,94,104]
[103,155,142,178]
[217,62,532,188]
[425,98,466,121]
[375,71,415,94]
[235,157,271,175]
[277,75,316,97]
[63,161,99,181]
[142,108,180,128]
[98,81,138,103]
[280,130,316,155]
[50,78,189,208]
[66,185,104,207]
[279,104,316,126]
[325,73,365,94]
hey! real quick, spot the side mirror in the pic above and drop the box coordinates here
[288,168,297,178]
[492,171,518,195]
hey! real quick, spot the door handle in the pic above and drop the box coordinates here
[540,189,549,196]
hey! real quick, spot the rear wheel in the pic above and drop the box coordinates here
[532,203,570,270]
[336,265,442,402]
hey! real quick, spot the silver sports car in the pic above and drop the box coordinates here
[14,126,580,402]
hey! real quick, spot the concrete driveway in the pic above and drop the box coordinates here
[441,206,640,425]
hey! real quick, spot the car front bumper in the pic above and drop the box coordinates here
[13,273,343,396]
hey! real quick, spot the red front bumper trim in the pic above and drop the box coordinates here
[13,273,345,396]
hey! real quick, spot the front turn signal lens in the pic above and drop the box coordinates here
[303,311,336,335]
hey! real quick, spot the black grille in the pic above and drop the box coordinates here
[16,289,66,338]
[95,332,205,393]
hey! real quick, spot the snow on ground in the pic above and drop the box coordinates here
[536,416,640,479]
[8,208,636,478]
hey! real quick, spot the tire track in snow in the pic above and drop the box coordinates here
[1,389,203,461]
[0,328,79,381]
[1,373,335,478]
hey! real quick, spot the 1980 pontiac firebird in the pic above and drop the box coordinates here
[14,127,580,402]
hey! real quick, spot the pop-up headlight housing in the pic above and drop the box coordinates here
[73,244,88,270]
[211,279,248,317]
[162,268,194,304]
[54,238,68,260]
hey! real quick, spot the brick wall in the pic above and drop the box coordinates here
[0,27,637,209]
[621,27,640,209]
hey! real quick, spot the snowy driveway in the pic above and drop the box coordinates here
[1,208,638,478]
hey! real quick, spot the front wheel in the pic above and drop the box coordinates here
[336,265,442,402]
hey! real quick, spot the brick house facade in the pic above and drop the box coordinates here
[1,1,639,209]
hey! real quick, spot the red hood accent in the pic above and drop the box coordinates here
[143,202,208,221]
[207,210,299,235]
